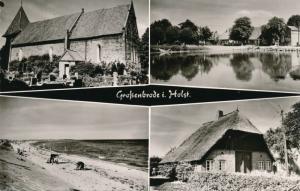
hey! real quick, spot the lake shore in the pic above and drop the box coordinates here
[152,44,300,55]
[1,141,148,191]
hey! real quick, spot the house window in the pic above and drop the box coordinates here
[258,161,264,170]
[97,44,101,62]
[219,160,225,171]
[265,161,271,171]
[206,160,213,171]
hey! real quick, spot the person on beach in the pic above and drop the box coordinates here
[49,154,59,164]
[76,161,85,170]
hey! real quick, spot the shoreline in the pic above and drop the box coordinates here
[32,141,148,173]
[151,45,300,55]
[4,141,148,191]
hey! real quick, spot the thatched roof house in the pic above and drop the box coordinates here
[249,27,262,45]
[160,110,274,173]
[2,2,140,77]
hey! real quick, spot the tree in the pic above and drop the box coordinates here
[261,17,288,46]
[178,19,199,44]
[179,28,198,44]
[199,26,213,44]
[230,17,253,44]
[287,15,300,27]
[283,102,300,149]
[179,19,198,32]
[165,26,180,44]
[150,19,172,44]
[265,101,300,167]
[0,43,10,70]
[140,28,149,72]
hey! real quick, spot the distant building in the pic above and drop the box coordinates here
[159,110,275,173]
[219,27,262,46]
[287,26,300,46]
[249,27,262,46]
[2,2,140,78]
[218,29,232,45]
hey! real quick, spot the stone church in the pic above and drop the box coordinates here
[2,2,140,77]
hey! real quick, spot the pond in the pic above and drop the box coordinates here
[151,51,300,92]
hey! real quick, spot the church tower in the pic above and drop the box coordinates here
[1,3,30,69]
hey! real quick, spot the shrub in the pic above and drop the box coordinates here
[8,54,60,76]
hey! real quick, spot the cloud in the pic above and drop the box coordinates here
[235,9,273,19]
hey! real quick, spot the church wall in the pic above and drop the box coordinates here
[10,42,65,61]
[70,35,126,64]
[10,35,126,64]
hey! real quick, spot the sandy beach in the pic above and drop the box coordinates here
[0,141,148,191]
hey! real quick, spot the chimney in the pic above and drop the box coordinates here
[217,110,223,119]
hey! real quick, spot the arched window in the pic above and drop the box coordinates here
[97,44,101,63]
[49,47,53,62]
[18,49,23,61]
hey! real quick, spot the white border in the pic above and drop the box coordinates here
[150,95,300,108]
[0,94,148,108]
[150,83,300,94]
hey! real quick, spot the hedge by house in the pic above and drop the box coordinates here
[157,172,300,191]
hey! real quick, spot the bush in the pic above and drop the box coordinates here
[9,54,60,76]
[157,172,300,191]
[187,172,300,191]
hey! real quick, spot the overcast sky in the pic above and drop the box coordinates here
[151,96,300,157]
[0,0,149,47]
[0,96,148,140]
[151,0,300,34]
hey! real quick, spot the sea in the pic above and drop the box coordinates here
[31,139,148,171]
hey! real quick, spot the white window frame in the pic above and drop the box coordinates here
[219,160,225,171]
[206,160,214,171]
[265,161,271,171]
[258,161,264,170]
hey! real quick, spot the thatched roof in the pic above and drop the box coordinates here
[11,4,131,45]
[160,110,263,164]
[3,6,29,37]
[249,27,262,40]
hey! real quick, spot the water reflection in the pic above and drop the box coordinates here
[259,53,292,82]
[151,54,213,81]
[230,54,254,82]
[151,51,300,91]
